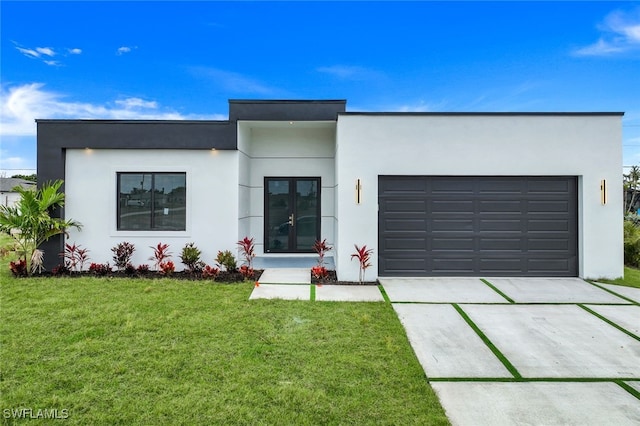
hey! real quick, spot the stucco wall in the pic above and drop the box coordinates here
[335,114,623,281]
[65,149,239,270]
[237,123,337,256]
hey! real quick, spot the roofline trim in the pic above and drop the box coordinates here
[229,99,346,104]
[338,111,625,117]
[35,119,231,124]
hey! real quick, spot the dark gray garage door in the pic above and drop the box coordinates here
[378,176,578,277]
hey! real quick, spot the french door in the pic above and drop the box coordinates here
[264,177,321,253]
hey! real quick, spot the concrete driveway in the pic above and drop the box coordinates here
[379,277,640,425]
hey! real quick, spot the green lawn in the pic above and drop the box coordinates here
[0,271,448,425]
[597,266,640,289]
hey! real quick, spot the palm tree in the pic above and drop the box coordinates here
[0,180,81,274]
[624,166,640,215]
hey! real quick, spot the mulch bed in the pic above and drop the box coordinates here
[311,270,378,286]
[24,269,264,283]
[21,269,378,285]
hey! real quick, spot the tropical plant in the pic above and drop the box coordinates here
[149,242,172,271]
[89,262,112,276]
[9,259,28,277]
[112,242,135,271]
[0,180,82,274]
[62,242,90,272]
[159,260,175,275]
[311,265,329,280]
[137,264,150,274]
[51,263,71,276]
[124,263,137,276]
[312,239,332,267]
[202,265,219,279]
[31,249,45,274]
[239,265,254,280]
[624,219,640,267]
[180,242,204,273]
[215,250,237,272]
[237,237,255,269]
[625,165,640,214]
[351,244,373,285]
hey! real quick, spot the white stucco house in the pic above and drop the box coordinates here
[37,100,623,280]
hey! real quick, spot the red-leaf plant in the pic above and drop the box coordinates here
[311,265,329,280]
[159,260,175,276]
[237,237,255,269]
[202,265,219,279]
[62,242,90,273]
[149,242,172,271]
[350,244,373,285]
[239,265,254,280]
[312,239,332,267]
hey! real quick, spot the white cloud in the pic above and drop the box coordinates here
[574,7,640,56]
[317,65,384,81]
[190,67,281,95]
[14,43,81,66]
[393,101,436,113]
[117,46,134,55]
[16,46,41,59]
[15,45,56,59]
[115,98,158,109]
[0,83,225,137]
[36,47,55,57]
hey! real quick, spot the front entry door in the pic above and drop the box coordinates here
[265,177,321,253]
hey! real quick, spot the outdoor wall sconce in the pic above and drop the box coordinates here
[600,179,607,205]
[355,179,362,204]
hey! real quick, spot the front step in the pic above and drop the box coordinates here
[258,268,311,284]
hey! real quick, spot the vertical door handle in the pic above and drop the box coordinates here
[288,213,295,226]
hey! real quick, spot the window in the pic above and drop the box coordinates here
[117,172,186,231]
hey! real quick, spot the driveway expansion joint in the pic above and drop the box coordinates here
[452,303,522,379]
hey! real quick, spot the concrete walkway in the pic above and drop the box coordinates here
[380,277,640,425]
[249,268,384,302]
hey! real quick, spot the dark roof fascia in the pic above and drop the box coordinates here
[229,99,346,122]
[229,99,347,104]
[36,119,236,150]
[35,119,230,124]
[338,111,625,117]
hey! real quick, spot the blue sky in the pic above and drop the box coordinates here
[1,1,639,176]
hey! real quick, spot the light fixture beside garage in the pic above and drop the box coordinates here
[600,179,607,205]
[356,179,362,204]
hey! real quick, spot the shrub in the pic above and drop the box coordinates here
[237,237,255,269]
[202,265,219,279]
[51,263,71,276]
[112,242,135,271]
[9,259,28,277]
[180,242,204,273]
[62,242,90,272]
[239,265,254,280]
[624,219,640,267]
[159,260,175,276]
[124,263,137,276]
[137,264,150,274]
[351,244,373,285]
[150,243,172,271]
[215,250,237,272]
[311,265,329,280]
[89,262,111,276]
[313,239,332,267]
